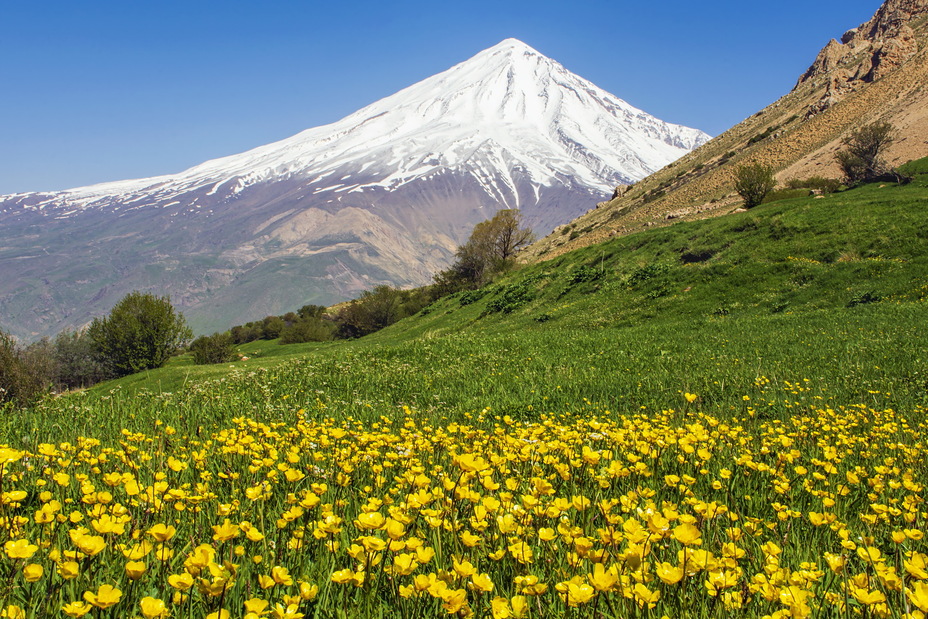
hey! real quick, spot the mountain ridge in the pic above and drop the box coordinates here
[524,0,928,262]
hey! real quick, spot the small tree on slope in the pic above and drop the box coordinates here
[734,162,776,209]
[88,291,192,377]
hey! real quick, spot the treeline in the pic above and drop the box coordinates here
[213,208,536,346]
[1,291,190,406]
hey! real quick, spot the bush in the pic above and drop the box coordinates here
[279,317,336,344]
[88,291,193,377]
[836,121,905,185]
[190,332,238,365]
[50,330,110,390]
[734,162,776,208]
[785,176,842,194]
[0,330,46,406]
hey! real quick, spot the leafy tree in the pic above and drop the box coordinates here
[435,209,535,291]
[733,162,777,208]
[279,316,336,344]
[190,332,238,365]
[836,121,898,185]
[50,330,110,389]
[260,316,286,340]
[88,291,192,377]
[0,329,46,406]
[336,286,404,338]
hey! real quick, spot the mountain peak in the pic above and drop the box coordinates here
[487,38,538,53]
[0,39,710,339]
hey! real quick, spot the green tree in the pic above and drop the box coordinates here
[435,209,535,291]
[0,329,46,406]
[733,162,777,208]
[190,332,238,365]
[836,121,897,185]
[88,291,192,377]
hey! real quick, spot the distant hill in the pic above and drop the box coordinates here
[0,39,707,341]
[525,0,928,262]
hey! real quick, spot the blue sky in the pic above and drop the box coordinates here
[0,0,880,194]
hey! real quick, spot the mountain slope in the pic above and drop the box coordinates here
[0,39,708,340]
[524,0,928,262]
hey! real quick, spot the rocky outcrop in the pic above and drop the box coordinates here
[796,0,926,113]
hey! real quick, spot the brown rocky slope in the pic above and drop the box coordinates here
[524,0,928,262]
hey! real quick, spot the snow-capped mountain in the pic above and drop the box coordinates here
[0,38,709,339]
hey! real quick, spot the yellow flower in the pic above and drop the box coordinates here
[61,602,92,618]
[561,581,596,606]
[244,598,270,616]
[392,553,419,576]
[440,588,468,614]
[58,561,80,580]
[354,512,385,530]
[857,546,882,564]
[4,539,38,560]
[0,448,23,464]
[491,597,511,619]
[22,563,43,583]
[125,560,147,580]
[672,523,702,546]
[148,524,176,543]
[167,572,194,590]
[656,562,684,585]
[298,581,319,600]
[205,611,230,619]
[139,597,167,619]
[908,581,928,612]
[272,566,294,586]
[588,563,618,592]
[633,583,660,608]
[1,606,24,619]
[684,393,698,403]
[83,584,122,609]
[453,558,477,578]
[455,453,490,473]
[212,519,240,542]
[470,573,494,593]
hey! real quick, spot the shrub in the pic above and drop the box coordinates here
[279,318,336,344]
[785,176,842,194]
[836,121,904,185]
[734,162,776,208]
[484,278,540,315]
[0,329,46,406]
[190,332,238,365]
[51,330,110,390]
[88,291,192,377]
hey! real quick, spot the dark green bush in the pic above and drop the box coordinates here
[190,332,238,365]
[279,317,336,344]
[0,329,46,406]
[88,291,192,377]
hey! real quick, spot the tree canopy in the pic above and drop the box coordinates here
[733,162,776,209]
[88,291,192,377]
[436,209,535,290]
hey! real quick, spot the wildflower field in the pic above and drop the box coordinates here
[1,396,927,618]
[2,176,928,617]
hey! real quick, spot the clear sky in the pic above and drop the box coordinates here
[0,0,880,194]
